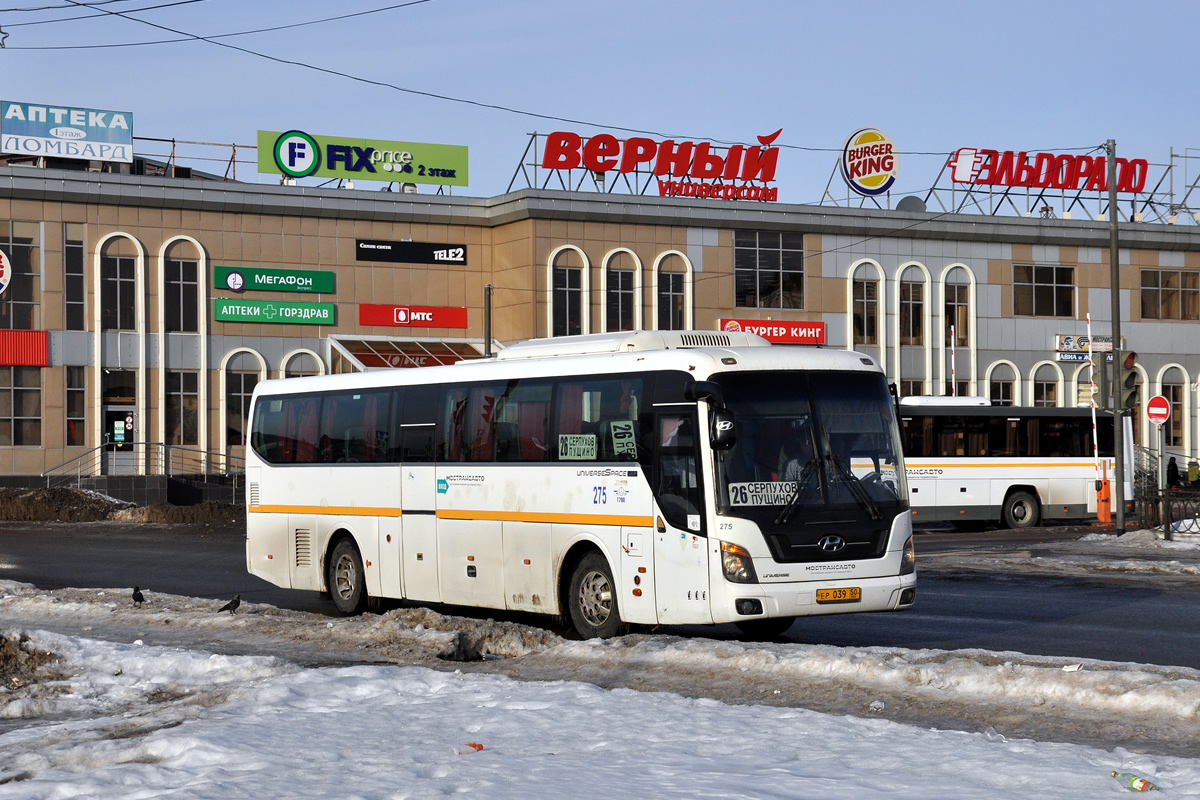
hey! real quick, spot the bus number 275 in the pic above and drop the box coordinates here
[593,486,607,504]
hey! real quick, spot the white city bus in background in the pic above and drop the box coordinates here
[245,331,915,639]
[898,397,1134,529]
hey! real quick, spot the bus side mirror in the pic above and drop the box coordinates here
[687,381,736,450]
[711,408,736,450]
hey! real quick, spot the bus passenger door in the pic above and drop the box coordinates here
[401,462,440,603]
[652,412,713,626]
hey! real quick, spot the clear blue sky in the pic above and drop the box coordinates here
[3,0,1195,205]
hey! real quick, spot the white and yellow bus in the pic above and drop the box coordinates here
[245,331,916,639]
[898,398,1135,529]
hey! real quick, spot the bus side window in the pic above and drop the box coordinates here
[399,385,440,463]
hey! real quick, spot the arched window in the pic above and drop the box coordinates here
[100,236,140,332]
[988,363,1018,406]
[899,274,924,347]
[551,248,585,337]
[944,266,970,347]
[163,240,200,333]
[284,351,324,378]
[853,278,879,345]
[1162,369,1187,448]
[604,250,638,332]
[1031,364,1061,407]
[224,351,263,449]
[657,253,687,331]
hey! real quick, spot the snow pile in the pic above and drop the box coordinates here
[0,630,1197,799]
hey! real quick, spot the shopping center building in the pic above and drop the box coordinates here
[1,131,1198,487]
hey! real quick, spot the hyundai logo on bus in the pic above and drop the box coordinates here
[817,535,846,553]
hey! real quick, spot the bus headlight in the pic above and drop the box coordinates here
[721,541,757,583]
[900,536,915,575]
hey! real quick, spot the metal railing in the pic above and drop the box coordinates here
[41,439,244,490]
[1130,488,1200,539]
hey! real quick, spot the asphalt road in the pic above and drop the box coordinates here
[1,520,1197,669]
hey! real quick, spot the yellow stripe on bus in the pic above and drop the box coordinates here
[435,509,653,527]
[248,505,403,517]
[247,505,652,527]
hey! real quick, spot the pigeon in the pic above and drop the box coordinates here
[132,586,144,606]
[218,595,241,615]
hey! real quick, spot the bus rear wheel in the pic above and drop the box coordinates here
[567,552,626,640]
[328,538,367,615]
[735,616,796,640]
[1002,491,1040,529]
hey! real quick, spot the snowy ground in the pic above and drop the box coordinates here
[0,527,1197,798]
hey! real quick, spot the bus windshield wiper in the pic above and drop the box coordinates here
[829,454,881,520]
[774,458,820,525]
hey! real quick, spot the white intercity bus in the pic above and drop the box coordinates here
[244,331,916,639]
[898,397,1135,529]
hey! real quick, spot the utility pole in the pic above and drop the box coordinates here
[1107,139,1126,533]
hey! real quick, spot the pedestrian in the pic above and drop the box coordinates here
[1166,456,1181,489]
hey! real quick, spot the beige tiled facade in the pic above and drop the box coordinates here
[0,167,1198,479]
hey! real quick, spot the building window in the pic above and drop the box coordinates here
[101,255,137,331]
[944,380,970,397]
[853,279,879,345]
[64,224,85,331]
[899,280,923,346]
[226,369,259,447]
[66,366,85,447]
[552,263,582,337]
[0,221,41,330]
[1033,380,1058,407]
[1141,269,1200,321]
[734,230,803,309]
[0,366,41,445]
[165,258,199,333]
[945,282,969,346]
[1164,382,1184,447]
[166,371,199,446]
[990,380,1014,406]
[284,352,322,378]
[899,379,924,398]
[658,271,685,330]
[606,268,635,332]
[1014,265,1074,317]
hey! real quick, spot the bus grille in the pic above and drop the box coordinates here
[677,333,732,348]
[767,529,889,563]
[248,482,260,507]
[294,528,313,568]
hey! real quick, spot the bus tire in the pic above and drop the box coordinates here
[328,538,367,615]
[1002,491,1040,529]
[567,552,626,640]
[735,616,796,640]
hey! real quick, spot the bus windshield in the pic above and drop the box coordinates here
[712,371,907,525]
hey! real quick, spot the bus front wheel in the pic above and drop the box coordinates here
[567,552,626,640]
[328,538,367,615]
[1002,491,1040,529]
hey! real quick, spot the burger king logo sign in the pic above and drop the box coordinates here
[841,128,899,196]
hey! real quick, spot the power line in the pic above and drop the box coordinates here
[50,1,1112,157]
[3,0,204,27]
[4,0,433,47]
[0,0,139,12]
